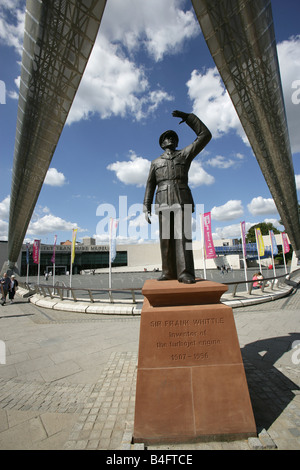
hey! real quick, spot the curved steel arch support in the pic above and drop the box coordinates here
[192,0,300,256]
[7,0,107,268]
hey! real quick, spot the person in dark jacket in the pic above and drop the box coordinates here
[143,110,212,283]
[9,275,18,303]
[1,273,11,305]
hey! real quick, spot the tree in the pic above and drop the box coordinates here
[246,222,280,243]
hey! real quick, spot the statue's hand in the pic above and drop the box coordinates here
[144,212,151,224]
[172,110,189,124]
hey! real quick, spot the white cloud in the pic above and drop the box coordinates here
[7,75,20,99]
[107,151,151,187]
[295,174,300,190]
[0,2,25,55]
[214,222,253,239]
[206,155,235,169]
[264,218,282,229]
[186,68,247,143]
[187,36,300,153]
[0,219,8,241]
[27,214,83,236]
[189,160,215,187]
[247,197,277,216]
[101,0,199,61]
[277,35,300,154]
[205,153,245,170]
[0,195,10,240]
[93,233,110,245]
[67,0,198,125]
[1,1,189,123]
[0,195,85,239]
[0,2,23,101]
[0,195,10,220]
[107,153,215,189]
[67,36,173,124]
[211,200,244,221]
[44,168,66,187]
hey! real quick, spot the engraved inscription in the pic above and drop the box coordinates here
[193,317,224,325]
[150,317,224,328]
[169,331,197,338]
[169,340,196,348]
[171,352,208,361]
[150,315,225,363]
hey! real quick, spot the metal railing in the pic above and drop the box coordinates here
[19,269,300,305]
[23,281,143,305]
[226,272,293,297]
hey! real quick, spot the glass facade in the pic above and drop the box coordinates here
[20,248,127,277]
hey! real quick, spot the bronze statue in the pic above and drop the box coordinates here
[143,110,212,283]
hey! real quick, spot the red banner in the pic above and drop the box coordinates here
[282,232,290,253]
[33,240,40,264]
[202,212,216,259]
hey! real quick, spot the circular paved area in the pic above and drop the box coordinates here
[0,281,299,450]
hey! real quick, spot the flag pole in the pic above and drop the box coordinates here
[240,222,248,290]
[26,243,29,284]
[109,218,112,289]
[269,231,277,278]
[53,261,56,288]
[26,260,29,285]
[281,233,287,274]
[70,229,77,297]
[255,229,262,273]
[37,242,40,285]
[52,235,57,289]
[108,218,118,289]
[70,246,72,295]
[109,247,112,289]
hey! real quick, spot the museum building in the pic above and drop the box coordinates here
[0,233,288,278]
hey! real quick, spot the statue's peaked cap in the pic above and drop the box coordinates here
[159,130,179,148]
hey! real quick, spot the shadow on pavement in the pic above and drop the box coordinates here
[242,332,300,432]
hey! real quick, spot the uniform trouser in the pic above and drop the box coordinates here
[158,205,195,280]
[1,288,8,301]
[9,290,16,300]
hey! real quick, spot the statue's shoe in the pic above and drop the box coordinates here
[178,275,196,284]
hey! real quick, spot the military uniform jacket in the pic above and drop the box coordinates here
[143,113,211,214]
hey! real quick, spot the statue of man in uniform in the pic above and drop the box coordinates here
[143,110,212,284]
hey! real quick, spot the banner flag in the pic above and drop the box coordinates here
[269,230,278,256]
[26,243,30,265]
[110,218,118,263]
[282,232,290,253]
[33,240,40,264]
[51,235,57,263]
[255,228,265,257]
[71,229,77,264]
[202,212,216,259]
[240,221,247,258]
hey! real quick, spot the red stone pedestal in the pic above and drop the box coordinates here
[133,279,257,445]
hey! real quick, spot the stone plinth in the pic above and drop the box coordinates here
[133,279,256,445]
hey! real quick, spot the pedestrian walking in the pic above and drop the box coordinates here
[1,273,11,305]
[9,275,18,303]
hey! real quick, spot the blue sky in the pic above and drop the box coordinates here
[0,0,299,247]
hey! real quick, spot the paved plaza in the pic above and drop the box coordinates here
[0,276,299,450]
